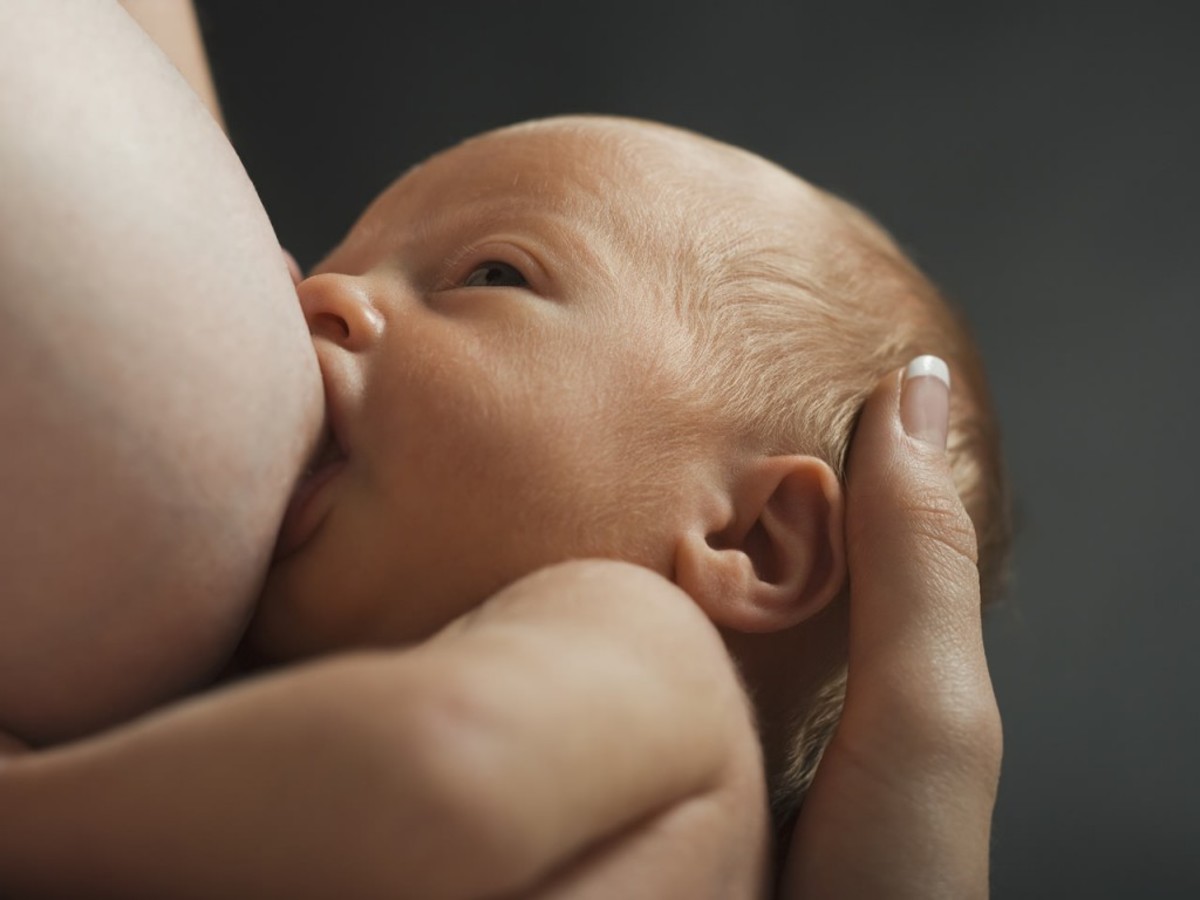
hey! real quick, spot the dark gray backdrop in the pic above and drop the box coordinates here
[198,2,1200,896]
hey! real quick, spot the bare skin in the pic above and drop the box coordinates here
[0,7,772,895]
[118,0,225,127]
[0,3,1001,897]
[0,561,772,899]
[782,368,1002,899]
[0,368,999,900]
[0,0,322,743]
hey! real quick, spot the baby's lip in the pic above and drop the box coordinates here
[272,363,352,563]
[317,349,353,466]
[303,423,345,476]
[273,440,345,563]
[275,409,348,564]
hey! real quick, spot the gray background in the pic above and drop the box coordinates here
[199,2,1200,896]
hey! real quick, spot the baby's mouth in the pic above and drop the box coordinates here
[273,425,347,563]
[303,425,345,479]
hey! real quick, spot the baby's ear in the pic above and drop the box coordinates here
[675,456,845,634]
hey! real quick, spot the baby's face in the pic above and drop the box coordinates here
[250,121,712,660]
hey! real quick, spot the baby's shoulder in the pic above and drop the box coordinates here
[450,559,754,730]
[458,559,736,672]
[459,562,771,898]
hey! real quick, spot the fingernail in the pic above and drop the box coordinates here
[901,355,951,450]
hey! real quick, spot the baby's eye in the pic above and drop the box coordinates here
[462,261,528,288]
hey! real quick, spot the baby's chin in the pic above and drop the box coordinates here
[248,549,390,664]
[247,562,331,664]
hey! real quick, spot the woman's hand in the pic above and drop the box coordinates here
[780,358,1003,899]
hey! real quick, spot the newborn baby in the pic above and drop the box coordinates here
[248,114,1008,824]
[1,3,1007,894]
[0,104,1007,897]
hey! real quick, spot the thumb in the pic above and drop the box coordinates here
[784,358,1000,900]
[843,356,986,699]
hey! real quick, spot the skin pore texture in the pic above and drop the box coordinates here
[248,118,853,812]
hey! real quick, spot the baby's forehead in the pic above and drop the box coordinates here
[358,117,853,294]
[462,118,841,244]
[352,122,681,279]
[390,120,673,226]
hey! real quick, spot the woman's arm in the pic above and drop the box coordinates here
[0,0,322,744]
[118,0,225,126]
[0,561,764,899]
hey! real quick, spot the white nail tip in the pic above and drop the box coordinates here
[904,355,951,389]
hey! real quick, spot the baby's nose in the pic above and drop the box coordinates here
[297,273,384,352]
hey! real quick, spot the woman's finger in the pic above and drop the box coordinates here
[843,357,986,686]
[782,357,1001,900]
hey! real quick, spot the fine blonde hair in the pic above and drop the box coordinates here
[502,115,1011,827]
[657,133,1012,825]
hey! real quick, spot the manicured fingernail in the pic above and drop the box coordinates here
[901,355,950,450]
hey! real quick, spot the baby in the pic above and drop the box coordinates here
[245,113,1009,822]
[0,7,1007,895]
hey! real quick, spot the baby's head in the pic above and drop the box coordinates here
[251,115,1009,823]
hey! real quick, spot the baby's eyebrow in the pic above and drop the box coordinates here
[416,199,620,282]
[410,195,555,243]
